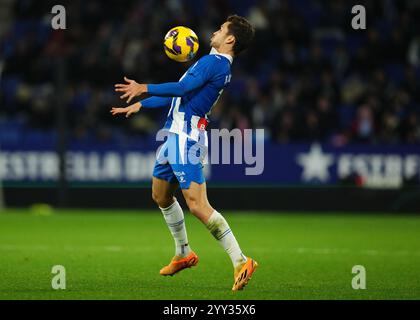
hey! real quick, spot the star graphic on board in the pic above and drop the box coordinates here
[296,144,334,182]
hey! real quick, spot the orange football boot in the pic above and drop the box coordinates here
[232,257,258,291]
[159,251,199,276]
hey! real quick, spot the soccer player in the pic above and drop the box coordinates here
[111,15,257,291]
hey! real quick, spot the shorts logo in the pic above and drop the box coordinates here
[174,171,186,183]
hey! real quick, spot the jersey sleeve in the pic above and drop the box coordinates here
[147,56,216,97]
[139,96,172,108]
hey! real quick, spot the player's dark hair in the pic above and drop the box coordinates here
[226,15,255,56]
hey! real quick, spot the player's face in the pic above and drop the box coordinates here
[210,22,231,48]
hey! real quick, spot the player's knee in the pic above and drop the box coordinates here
[151,191,160,205]
[187,200,200,216]
[152,191,173,208]
[186,198,205,216]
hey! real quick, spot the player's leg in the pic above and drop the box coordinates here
[152,176,194,257]
[181,181,258,291]
[153,135,192,257]
[181,181,245,262]
[152,163,198,276]
[151,176,178,209]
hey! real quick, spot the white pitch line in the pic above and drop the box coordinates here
[0,245,420,257]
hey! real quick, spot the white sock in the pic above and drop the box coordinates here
[160,200,191,258]
[206,210,247,268]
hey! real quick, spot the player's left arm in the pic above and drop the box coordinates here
[110,96,172,118]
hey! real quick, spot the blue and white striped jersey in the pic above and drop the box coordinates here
[140,48,233,146]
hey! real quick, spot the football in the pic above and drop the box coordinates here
[163,26,199,62]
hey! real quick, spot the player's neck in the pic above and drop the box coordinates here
[214,45,234,58]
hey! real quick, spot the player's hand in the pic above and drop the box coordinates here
[114,76,147,103]
[110,102,142,118]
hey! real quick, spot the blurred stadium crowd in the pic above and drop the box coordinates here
[1,0,420,147]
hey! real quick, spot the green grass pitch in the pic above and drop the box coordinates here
[0,209,420,300]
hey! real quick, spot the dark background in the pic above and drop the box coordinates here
[1,0,420,212]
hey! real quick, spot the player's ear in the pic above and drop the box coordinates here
[225,34,235,45]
